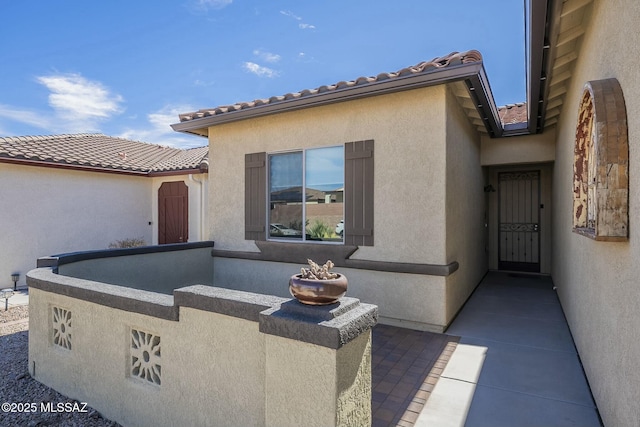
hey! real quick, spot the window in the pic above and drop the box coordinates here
[245,140,374,245]
[572,78,628,241]
[268,146,344,242]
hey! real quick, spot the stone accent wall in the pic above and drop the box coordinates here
[572,78,628,240]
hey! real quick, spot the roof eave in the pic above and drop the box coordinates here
[171,61,502,138]
[466,66,504,138]
[148,168,206,177]
[0,157,206,177]
[526,0,559,134]
[0,157,149,176]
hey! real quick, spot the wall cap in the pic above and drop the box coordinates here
[260,297,378,349]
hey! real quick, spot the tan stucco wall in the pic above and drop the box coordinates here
[29,288,265,427]
[265,332,371,427]
[443,88,488,323]
[0,163,152,287]
[151,174,208,244]
[481,128,556,166]
[58,246,214,294]
[29,285,372,427]
[551,1,640,425]
[207,86,448,265]
[213,257,447,331]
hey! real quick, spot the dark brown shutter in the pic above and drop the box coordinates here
[245,152,266,240]
[344,140,374,246]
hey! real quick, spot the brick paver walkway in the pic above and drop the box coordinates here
[372,324,459,427]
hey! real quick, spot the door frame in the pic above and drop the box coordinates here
[497,170,541,272]
[485,163,552,274]
[158,181,189,244]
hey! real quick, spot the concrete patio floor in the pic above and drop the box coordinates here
[440,271,602,427]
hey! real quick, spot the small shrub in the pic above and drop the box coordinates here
[307,220,333,239]
[108,237,147,249]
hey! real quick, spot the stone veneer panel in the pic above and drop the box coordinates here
[572,78,628,240]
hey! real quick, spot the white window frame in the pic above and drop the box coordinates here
[266,145,344,244]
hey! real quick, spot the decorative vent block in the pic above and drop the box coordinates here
[130,329,161,386]
[52,306,72,350]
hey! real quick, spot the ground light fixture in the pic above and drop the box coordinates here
[0,288,13,311]
[11,273,19,291]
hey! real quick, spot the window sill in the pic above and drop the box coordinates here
[255,241,358,264]
[572,227,628,242]
[211,241,459,276]
[267,237,344,245]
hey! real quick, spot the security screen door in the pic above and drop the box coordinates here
[498,171,540,272]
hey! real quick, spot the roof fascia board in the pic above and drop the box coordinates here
[0,157,204,177]
[466,67,504,137]
[527,0,553,134]
[0,157,149,176]
[539,0,563,132]
[148,168,205,177]
[171,62,496,134]
[502,122,530,137]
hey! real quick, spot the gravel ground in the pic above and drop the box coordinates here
[1,306,122,427]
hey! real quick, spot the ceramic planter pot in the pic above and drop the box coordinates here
[289,273,348,305]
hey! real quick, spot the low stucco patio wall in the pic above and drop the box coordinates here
[213,257,447,332]
[27,266,377,427]
[40,242,215,295]
[39,242,449,332]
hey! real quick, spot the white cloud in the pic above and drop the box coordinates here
[193,79,215,87]
[253,49,281,63]
[0,80,200,148]
[280,10,302,20]
[243,62,279,78]
[0,104,54,132]
[0,72,124,134]
[36,74,124,130]
[297,52,317,63]
[280,9,315,30]
[196,0,232,10]
[118,105,205,149]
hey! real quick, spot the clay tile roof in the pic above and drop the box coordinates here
[178,50,483,122]
[151,146,209,172]
[498,103,527,125]
[0,133,208,174]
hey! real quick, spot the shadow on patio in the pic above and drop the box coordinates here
[373,271,602,427]
[371,325,459,426]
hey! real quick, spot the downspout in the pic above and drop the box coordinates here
[189,173,207,241]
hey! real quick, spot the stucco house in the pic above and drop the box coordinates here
[0,133,208,288]
[170,1,639,425]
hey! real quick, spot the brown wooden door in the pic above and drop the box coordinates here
[498,171,540,272]
[158,181,188,244]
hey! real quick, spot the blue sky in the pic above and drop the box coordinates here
[0,1,525,149]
